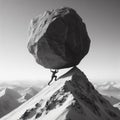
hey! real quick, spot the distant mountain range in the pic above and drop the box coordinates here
[0,81,46,118]
[93,81,120,99]
[0,88,21,117]
[93,81,120,110]
[1,68,120,120]
[0,79,120,119]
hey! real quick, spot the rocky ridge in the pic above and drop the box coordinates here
[1,67,120,120]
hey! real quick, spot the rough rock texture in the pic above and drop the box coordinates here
[28,7,90,69]
[2,67,120,120]
[102,95,120,105]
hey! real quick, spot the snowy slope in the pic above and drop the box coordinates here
[114,102,120,110]
[18,87,39,103]
[1,67,120,120]
[0,82,44,118]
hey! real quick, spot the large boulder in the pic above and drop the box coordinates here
[28,7,90,69]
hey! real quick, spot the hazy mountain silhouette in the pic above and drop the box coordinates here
[0,81,45,118]
[0,88,21,118]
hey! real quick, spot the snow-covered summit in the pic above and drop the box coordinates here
[1,67,120,120]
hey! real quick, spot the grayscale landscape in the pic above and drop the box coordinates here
[0,0,120,120]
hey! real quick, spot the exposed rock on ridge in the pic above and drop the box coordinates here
[1,67,120,120]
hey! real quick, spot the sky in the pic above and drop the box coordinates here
[0,0,120,83]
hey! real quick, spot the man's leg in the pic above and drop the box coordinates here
[48,76,54,85]
[54,76,57,81]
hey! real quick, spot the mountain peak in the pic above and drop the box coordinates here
[1,67,120,120]
[4,88,21,99]
[23,87,38,96]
